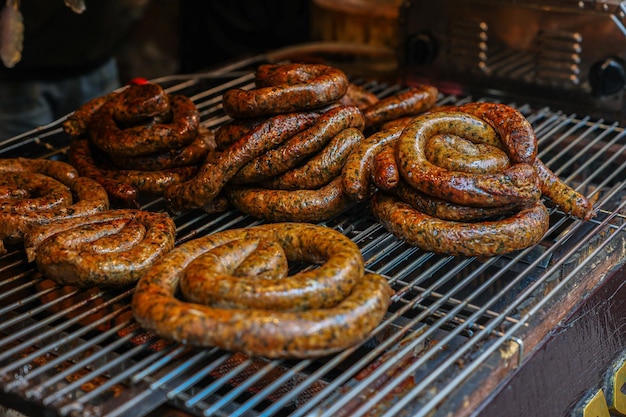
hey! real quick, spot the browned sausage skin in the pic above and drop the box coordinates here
[396,111,541,207]
[0,158,109,253]
[165,110,321,213]
[222,63,349,118]
[25,209,176,287]
[363,85,439,128]
[533,159,595,220]
[372,192,550,257]
[89,94,200,157]
[231,105,364,184]
[261,127,364,190]
[132,223,393,358]
[227,177,352,223]
[341,125,405,201]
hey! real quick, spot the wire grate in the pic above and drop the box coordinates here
[0,54,625,417]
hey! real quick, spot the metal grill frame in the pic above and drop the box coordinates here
[1,54,625,417]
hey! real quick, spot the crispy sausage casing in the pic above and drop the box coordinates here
[372,193,550,257]
[0,158,109,252]
[396,111,541,207]
[25,209,176,287]
[132,223,393,358]
[222,63,349,118]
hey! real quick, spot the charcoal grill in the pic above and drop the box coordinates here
[1,48,625,417]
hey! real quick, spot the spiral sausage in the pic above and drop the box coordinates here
[0,158,109,253]
[164,110,320,213]
[132,223,393,358]
[372,192,550,257]
[227,177,352,223]
[25,209,176,287]
[231,105,364,184]
[396,111,541,207]
[222,63,349,118]
[89,93,200,157]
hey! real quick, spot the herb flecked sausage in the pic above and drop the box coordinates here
[227,177,352,222]
[396,111,541,207]
[222,63,349,118]
[25,209,176,287]
[165,110,320,213]
[372,192,550,257]
[231,105,364,184]
[131,223,393,358]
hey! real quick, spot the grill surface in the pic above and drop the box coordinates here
[1,55,625,417]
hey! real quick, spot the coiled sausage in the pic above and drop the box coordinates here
[372,192,550,257]
[131,223,393,358]
[25,209,176,287]
[222,63,349,118]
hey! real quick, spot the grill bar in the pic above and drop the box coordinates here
[1,55,625,417]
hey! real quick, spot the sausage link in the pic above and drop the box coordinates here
[457,102,537,164]
[372,192,550,257]
[62,91,119,138]
[214,118,264,151]
[0,157,78,185]
[231,105,364,184]
[533,159,595,220]
[364,85,438,128]
[131,222,393,358]
[392,179,527,222]
[226,177,352,222]
[341,125,404,201]
[101,165,198,195]
[222,63,349,118]
[164,111,320,213]
[26,209,176,287]
[69,138,140,205]
[110,83,170,124]
[261,127,364,190]
[396,111,541,207]
[339,83,380,111]
[1,159,109,249]
[371,142,400,191]
[424,133,510,174]
[112,126,215,171]
[89,94,200,157]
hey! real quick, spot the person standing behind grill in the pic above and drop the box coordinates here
[0,0,149,140]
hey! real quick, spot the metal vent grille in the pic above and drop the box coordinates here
[1,55,625,417]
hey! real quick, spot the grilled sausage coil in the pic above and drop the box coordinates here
[396,110,541,207]
[24,209,176,287]
[131,223,393,358]
[371,102,594,256]
[165,110,321,213]
[372,193,550,257]
[222,63,349,118]
[363,85,438,129]
[0,158,109,254]
[67,82,211,206]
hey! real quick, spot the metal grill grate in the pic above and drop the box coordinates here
[1,55,625,417]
